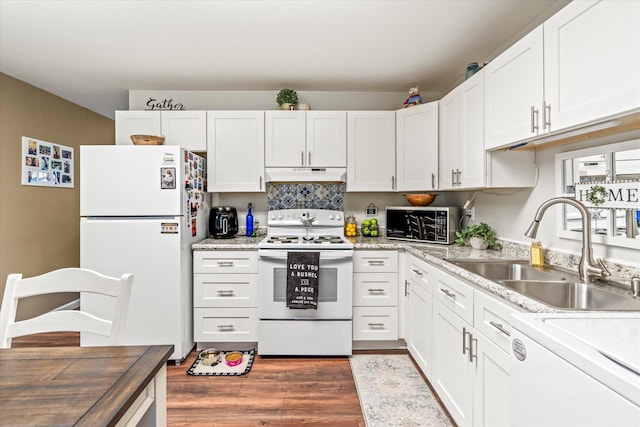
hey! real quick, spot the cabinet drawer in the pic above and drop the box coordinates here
[353,273,398,306]
[432,268,474,325]
[474,290,522,353]
[194,251,258,274]
[353,250,398,273]
[194,274,258,307]
[353,306,399,341]
[194,308,258,342]
[407,255,434,294]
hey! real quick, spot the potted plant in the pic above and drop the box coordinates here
[276,88,299,110]
[455,222,502,250]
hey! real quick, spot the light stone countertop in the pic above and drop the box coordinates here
[192,235,639,314]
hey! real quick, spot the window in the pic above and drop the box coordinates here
[556,140,640,250]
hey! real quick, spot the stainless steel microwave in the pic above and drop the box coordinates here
[385,206,459,244]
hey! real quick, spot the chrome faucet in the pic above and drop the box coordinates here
[525,197,610,283]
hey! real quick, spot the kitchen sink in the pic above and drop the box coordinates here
[447,259,579,282]
[499,280,640,311]
[447,259,640,311]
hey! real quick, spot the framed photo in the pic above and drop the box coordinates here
[21,136,74,188]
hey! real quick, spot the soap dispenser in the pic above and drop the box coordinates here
[530,240,544,267]
[246,203,254,237]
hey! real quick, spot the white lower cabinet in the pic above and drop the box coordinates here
[193,251,258,347]
[353,250,398,341]
[404,255,522,427]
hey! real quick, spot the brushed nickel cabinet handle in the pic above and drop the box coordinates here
[531,106,539,133]
[404,280,409,297]
[308,151,311,165]
[217,324,234,330]
[431,173,436,189]
[440,288,456,300]
[411,268,423,276]
[368,322,385,328]
[367,260,385,266]
[217,261,234,267]
[301,151,304,165]
[217,290,235,296]
[367,288,385,293]
[489,320,511,337]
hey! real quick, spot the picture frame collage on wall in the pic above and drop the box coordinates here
[21,136,74,188]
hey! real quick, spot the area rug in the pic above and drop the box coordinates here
[349,354,453,427]
[187,349,255,376]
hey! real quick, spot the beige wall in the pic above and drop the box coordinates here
[0,73,114,320]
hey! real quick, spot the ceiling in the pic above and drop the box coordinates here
[0,0,570,119]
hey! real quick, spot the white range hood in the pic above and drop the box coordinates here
[265,167,347,183]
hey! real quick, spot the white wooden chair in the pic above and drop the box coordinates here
[0,268,133,348]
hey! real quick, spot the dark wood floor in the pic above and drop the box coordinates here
[11,333,367,426]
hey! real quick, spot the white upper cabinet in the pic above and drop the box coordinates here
[265,111,305,166]
[160,111,207,151]
[440,72,486,190]
[484,25,544,150]
[544,0,640,132]
[265,111,346,167]
[306,111,347,167]
[439,87,461,190]
[485,0,640,151]
[396,101,439,191]
[346,111,396,192]
[207,111,265,192]
[115,110,207,151]
[115,111,162,145]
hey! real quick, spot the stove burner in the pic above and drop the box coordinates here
[314,235,345,244]
[266,235,299,244]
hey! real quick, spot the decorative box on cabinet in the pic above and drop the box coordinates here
[206,111,265,192]
[265,110,346,167]
[115,110,207,151]
[346,111,396,192]
[193,251,258,347]
[352,251,398,342]
[396,101,439,191]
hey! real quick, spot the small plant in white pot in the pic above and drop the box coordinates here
[276,88,299,110]
[455,223,502,250]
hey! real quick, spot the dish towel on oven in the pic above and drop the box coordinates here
[287,251,320,309]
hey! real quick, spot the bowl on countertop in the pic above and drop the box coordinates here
[404,193,437,206]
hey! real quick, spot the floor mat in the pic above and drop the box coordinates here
[349,354,453,427]
[187,349,255,376]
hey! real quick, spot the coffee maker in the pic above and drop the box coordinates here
[209,206,238,239]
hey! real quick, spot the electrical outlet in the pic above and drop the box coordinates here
[464,207,475,220]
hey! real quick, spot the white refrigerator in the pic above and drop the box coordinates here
[80,145,208,361]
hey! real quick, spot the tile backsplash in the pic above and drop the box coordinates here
[267,183,345,210]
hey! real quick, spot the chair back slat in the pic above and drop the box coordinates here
[0,268,133,348]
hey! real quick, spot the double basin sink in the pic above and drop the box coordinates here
[446,259,640,311]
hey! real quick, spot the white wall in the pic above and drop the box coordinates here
[129,90,428,112]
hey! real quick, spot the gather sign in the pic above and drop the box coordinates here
[575,181,640,209]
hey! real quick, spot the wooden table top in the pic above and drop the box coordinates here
[0,345,173,427]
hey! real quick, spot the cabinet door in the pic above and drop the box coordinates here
[544,0,640,132]
[458,72,486,188]
[265,111,306,167]
[407,281,433,377]
[115,111,161,145]
[346,111,396,192]
[438,89,460,190]
[473,334,512,427]
[432,300,474,427]
[161,111,207,151]
[484,25,544,150]
[396,101,439,191]
[207,111,265,192]
[306,111,347,167]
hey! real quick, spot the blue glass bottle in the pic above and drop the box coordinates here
[246,203,254,237]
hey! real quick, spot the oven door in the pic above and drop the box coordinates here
[258,249,353,320]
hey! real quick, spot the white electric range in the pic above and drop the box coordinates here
[257,209,354,356]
